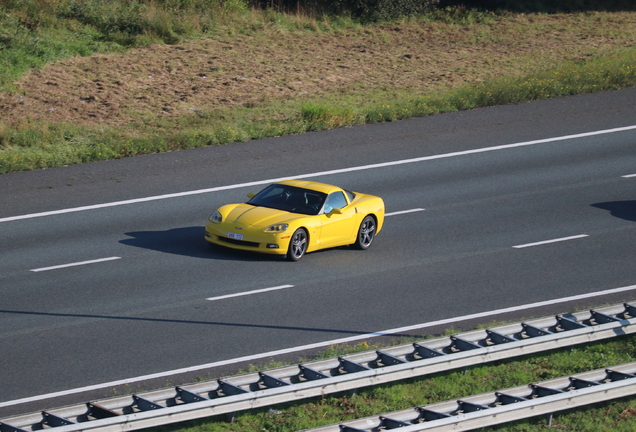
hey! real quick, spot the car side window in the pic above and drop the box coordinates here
[323,191,348,214]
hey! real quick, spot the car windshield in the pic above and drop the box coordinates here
[248,184,327,216]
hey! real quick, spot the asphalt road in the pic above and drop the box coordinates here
[1,88,636,417]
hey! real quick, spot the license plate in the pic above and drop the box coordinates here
[228,232,244,240]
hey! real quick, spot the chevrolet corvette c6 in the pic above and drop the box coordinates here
[204,180,385,261]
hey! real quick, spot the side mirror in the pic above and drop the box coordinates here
[329,208,343,215]
[247,193,255,199]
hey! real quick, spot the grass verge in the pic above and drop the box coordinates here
[1,46,635,174]
[146,334,636,432]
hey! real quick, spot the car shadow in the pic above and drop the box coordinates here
[120,226,283,262]
[591,201,636,222]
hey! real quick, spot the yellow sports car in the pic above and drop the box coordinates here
[205,180,385,261]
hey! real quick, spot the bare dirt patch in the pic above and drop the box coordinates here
[1,12,635,129]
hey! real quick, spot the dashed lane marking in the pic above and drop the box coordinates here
[30,257,121,272]
[513,235,589,249]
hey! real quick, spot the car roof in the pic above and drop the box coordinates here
[275,179,341,194]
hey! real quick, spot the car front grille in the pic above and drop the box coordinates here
[219,236,260,248]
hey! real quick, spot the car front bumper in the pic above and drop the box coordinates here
[205,222,290,255]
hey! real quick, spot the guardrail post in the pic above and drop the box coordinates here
[225,412,236,423]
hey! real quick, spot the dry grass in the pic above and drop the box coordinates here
[1,11,635,132]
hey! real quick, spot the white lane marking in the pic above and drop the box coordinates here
[513,235,589,249]
[206,285,294,301]
[30,257,121,272]
[2,125,635,224]
[3,282,636,409]
[386,208,425,216]
[623,174,636,178]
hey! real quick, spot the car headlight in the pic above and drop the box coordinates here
[209,211,222,224]
[263,223,289,233]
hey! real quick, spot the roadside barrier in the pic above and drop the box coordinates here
[2,302,636,432]
[300,362,636,431]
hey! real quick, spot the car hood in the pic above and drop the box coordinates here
[224,204,297,228]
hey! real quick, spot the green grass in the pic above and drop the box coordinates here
[2,45,635,174]
[1,2,636,174]
[145,335,636,432]
[0,0,345,91]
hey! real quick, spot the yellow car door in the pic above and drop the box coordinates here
[319,191,357,247]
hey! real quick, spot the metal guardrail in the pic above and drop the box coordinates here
[300,362,636,431]
[2,302,636,432]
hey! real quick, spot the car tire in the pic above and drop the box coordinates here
[354,215,376,250]
[287,228,308,261]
